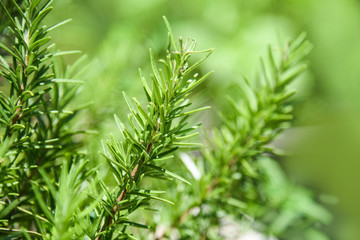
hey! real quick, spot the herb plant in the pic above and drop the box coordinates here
[149,34,331,240]
[0,1,330,240]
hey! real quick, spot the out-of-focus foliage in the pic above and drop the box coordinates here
[44,0,359,239]
[135,33,331,240]
[0,0,357,239]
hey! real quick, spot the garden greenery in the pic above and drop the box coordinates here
[0,1,330,240]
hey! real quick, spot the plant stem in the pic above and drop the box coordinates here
[96,141,154,240]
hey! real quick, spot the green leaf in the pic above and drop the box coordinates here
[0,198,22,219]
[46,18,72,32]
[0,55,10,69]
[278,63,307,88]
[226,198,247,209]
[180,71,213,95]
[51,78,85,84]
[163,16,179,53]
[122,220,151,229]
[53,50,81,56]
[180,106,211,117]
[182,49,214,76]
[139,68,152,101]
[10,124,25,131]
[132,97,155,130]
[38,168,57,199]
[150,48,165,91]
[32,184,55,224]
[145,164,191,185]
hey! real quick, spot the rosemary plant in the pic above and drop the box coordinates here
[0,0,89,238]
[94,17,213,240]
[0,1,213,238]
[0,1,331,240]
[150,34,331,240]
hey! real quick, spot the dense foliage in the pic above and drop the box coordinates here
[1,1,331,239]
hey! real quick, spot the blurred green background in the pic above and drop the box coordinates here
[45,0,360,239]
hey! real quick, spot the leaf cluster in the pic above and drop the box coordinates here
[0,1,331,240]
[95,17,214,240]
[148,34,331,240]
[0,0,87,238]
